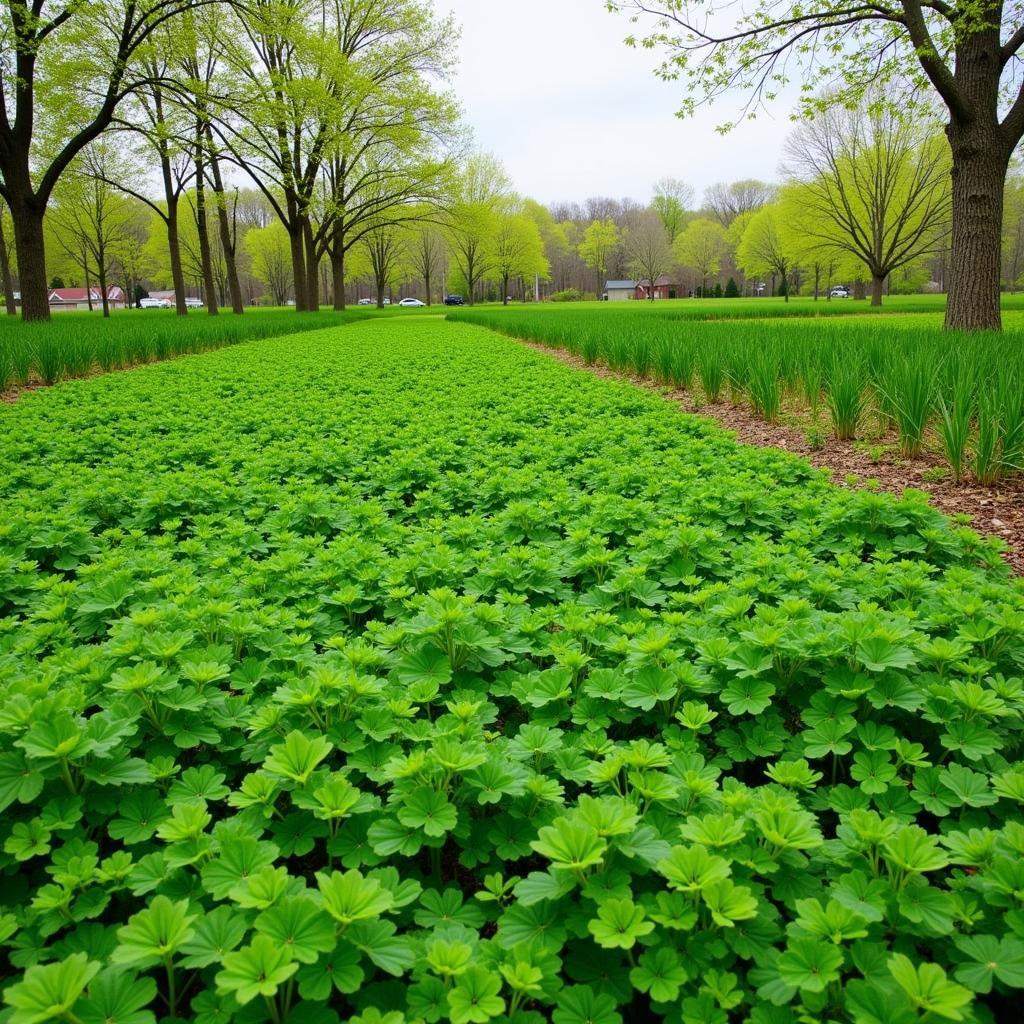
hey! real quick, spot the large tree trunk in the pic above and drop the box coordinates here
[205,131,244,315]
[165,198,188,316]
[424,263,431,306]
[945,124,1008,331]
[0,210,17,315]
[98,260,110,318]
[84,258,94,311]
[870,273,885,307]
[9,196,49,321]
[943,20,1010,331]
[853,278,866,300]
[303,218,319,310]
[154,93,188,316]
[287,222,307,310]
[194,140,219,317]
[331,244,346,311]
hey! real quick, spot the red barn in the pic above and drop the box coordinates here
[634,276,673,300]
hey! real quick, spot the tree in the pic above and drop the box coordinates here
[611,0,1024,331]
[490,207,549,304]
[781,97,950,305]
[213,0,347,311]
[244,221,293,305]
[674,217,727,295]
[0,0,215,320]
[703,180,776,226]
[652,177,694,239]
[623,209,672,300]
[362,222,405,307]
[736,205,794,300]
[48,145,136,317]
[404,218,446,305]
[312,1,460,310]
[578,219,621,293]
[446,154,511,304]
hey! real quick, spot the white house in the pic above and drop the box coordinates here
[605,279,636,302]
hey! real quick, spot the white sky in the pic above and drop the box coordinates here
[441,0,793,208]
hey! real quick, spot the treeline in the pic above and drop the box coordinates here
[2,4,1021,318]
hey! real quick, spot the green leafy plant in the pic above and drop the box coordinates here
[0,314,1020,1024]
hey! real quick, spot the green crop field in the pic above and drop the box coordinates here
[450,305,1024,485]
[1,316,1022,1024]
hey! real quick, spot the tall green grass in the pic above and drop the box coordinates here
[449,306,1024,485]
[0,309,378,393]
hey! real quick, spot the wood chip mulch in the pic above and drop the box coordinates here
[522,340,1024,577]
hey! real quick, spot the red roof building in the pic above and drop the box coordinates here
[48,287,126,310]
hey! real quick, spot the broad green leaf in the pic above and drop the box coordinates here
[112,896,195,968]
[215,934,298,1005]
[887,953,973,1020]
[4,953,101,1024]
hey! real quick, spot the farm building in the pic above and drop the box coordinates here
[635,276,674,300]
[48,287,127,311]
[605,279,637,301]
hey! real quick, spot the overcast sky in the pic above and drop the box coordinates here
[441,0,792,208]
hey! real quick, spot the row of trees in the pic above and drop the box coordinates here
[542,97,960,306]
[3,1,1019,321]
[610,0,1024,332]
[22,87,1021,308]
[0,0,466,320]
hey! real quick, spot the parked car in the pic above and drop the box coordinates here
[184,297,204,308]
[382,298,391,305]
[398,297,426,307]
[357,298,374,305]
[830,286,850,298]
[138,297,172,309]
[443,295,464,306]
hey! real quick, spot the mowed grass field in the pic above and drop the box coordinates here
[1,316,1022,1024]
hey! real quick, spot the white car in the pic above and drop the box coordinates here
[830,286,850,298]
[357,298,374,305]
[184,297,204,309]
[398,297,425,307]
[138,297,172,309]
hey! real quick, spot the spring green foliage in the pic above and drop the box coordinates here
[450,305,1024,484]
[0,309,378,392]
[0,317,1022,1024]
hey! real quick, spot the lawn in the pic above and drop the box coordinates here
[0,317,1022,1024]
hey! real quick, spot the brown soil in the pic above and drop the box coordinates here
[521,339,1024,576]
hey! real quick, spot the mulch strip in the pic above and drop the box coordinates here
[521,339,1024,576]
